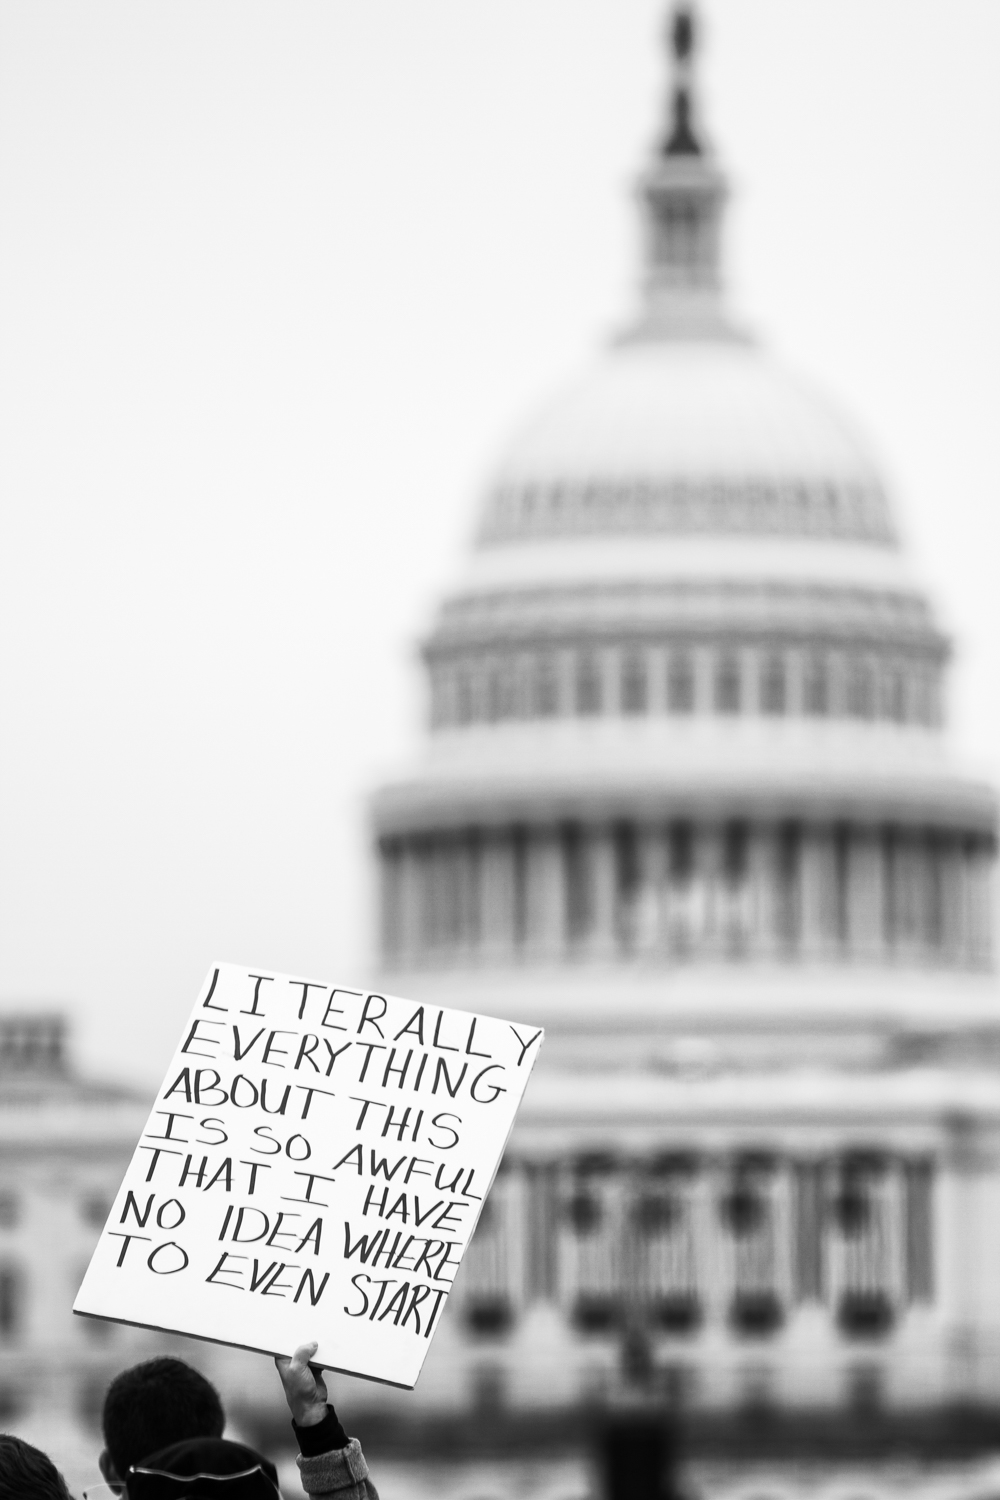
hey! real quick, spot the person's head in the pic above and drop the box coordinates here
[100,1357,225,1488]
[126,1438,279,1500]
[0,1434,71,1500]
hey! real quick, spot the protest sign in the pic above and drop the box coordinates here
[73,963,543,1388]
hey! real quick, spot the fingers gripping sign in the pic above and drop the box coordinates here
[276,1341,329,1427]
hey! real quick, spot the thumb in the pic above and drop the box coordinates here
[276,1341,318,1377]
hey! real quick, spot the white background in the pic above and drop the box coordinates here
[0,1,997,1086]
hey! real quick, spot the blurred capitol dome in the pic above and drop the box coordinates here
[369,2,1000,1461]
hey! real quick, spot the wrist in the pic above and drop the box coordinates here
[294,1406,350,1458]
[292,1400,329,1427]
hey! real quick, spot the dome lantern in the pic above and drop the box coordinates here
[633,3,737,342]
[663,5,701,156]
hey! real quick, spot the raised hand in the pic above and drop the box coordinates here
[275,1340,329,1427]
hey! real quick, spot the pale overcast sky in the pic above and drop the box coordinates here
[0,0,998,1086]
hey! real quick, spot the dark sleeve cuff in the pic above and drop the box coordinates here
[293,1406,351,1456]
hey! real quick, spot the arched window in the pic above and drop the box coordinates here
[833,1153,895,1340]
[724,1157,783,1339]
[759,654,786,715]
[715,653,742,714]
[575,653,602,716]
[565,1155,621,1334]
[620,651,648,715]
[667,652,695,714]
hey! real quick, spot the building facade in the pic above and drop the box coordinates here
[0,1015,284,1495]
[368,7,1000,1487]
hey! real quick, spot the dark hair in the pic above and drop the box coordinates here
[0,1434,71,1500]
[102,1357,225,1480]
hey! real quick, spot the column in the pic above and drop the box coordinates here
[429,667,448,729]
[903,1158,934,1304]
[742,646,761,716]
[775,823,802,952]
[846,826,886,961]
[792,1160,824,1302]
[938,1117,984,1403]
[525,1162,559,1302]
[398,837,425,965]
[636,824,668,956]
[799,826,838,958]
[614,822,641,954]
[695,823,723,956]
[696,1156,726,1329]
[587,826,618,960]
[747,823,781,958]
[422,838,444,954]
[718,822,752,954]
[773,1158,793,1305]
[967,837,995,968]
[513,652,533,721]
[378,839,403,963]
[693,644,714,716]
[785,647,805,718]
[940,836,968,962]
[555,648,575,717]
[455,831,482,959]
[524,826,567,961]
[602,646,620,716]
[892,833,926,964]
[479,828,518,962]
[647,646,668,715]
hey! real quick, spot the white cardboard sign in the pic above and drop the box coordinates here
[73,963,543,1388]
